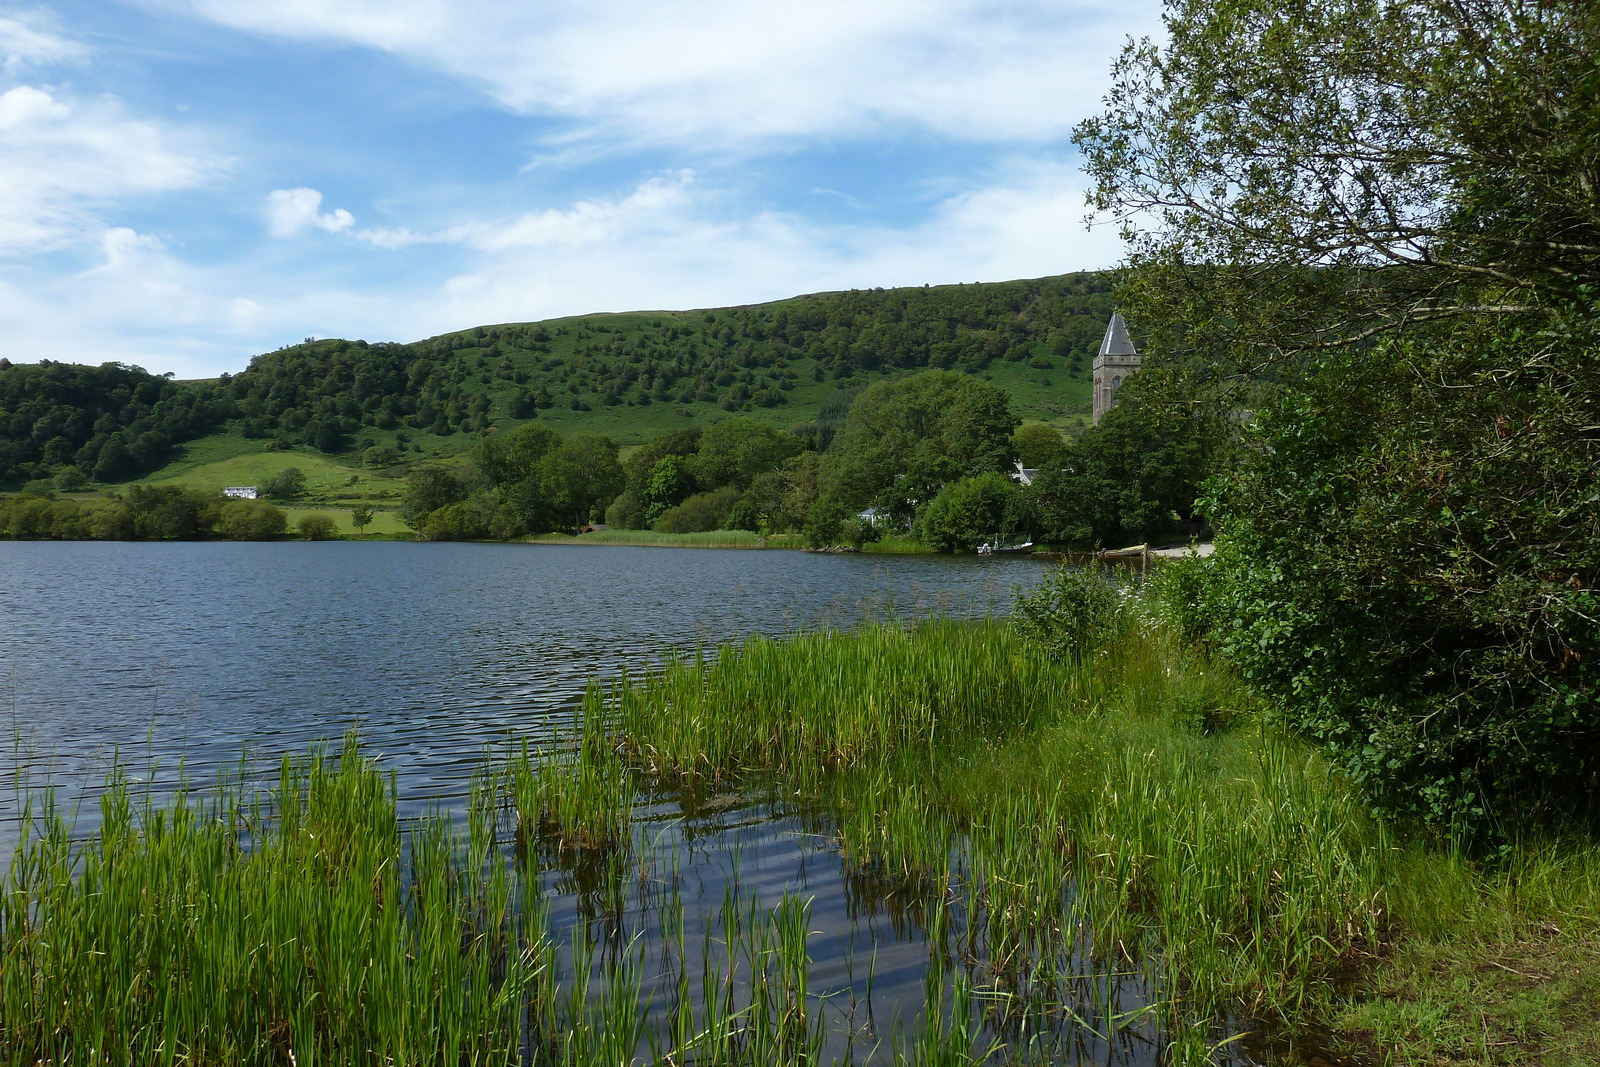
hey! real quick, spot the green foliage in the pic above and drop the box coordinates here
[822,370,1018,525]
[0,359,229,485]
[396,465,469,529]
[0,487,293,541]
[690,417,804,490]
[913,471,1019,553]
[1143,551,1213,648]
[801,495,850,549]
[723,497,760,533]
[1075,0,1600,836]
[542,433,623,532]
[1203,333,1600,834]
[1012,422,1064,468]
[259,466,307,502]
[1011,565,1126,662]
[746,451,821,535]
[296,513,338,540]
[653,486,740,534]
[216,499,288,541]
[349,504,374,533]
[1026,393,1207,546]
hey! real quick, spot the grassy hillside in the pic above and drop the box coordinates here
[1,273,1115,498]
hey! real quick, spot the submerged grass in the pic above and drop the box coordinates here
[603,618,1386,1032]
[6,591,1597,1065]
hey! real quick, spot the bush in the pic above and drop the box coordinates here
[1011,565,1125,661]
[296,514,338,540]
[914,472,1017,553]
[653,487,739,533]
[216,500,287,541]
[1202,334,1600,837]
[723,498,760,533]
[802,496,849,549]
[1144,551,1213,647]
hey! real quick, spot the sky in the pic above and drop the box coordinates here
[0,0,1163,379]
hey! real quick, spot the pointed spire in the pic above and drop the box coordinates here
[1098,312,1137,358]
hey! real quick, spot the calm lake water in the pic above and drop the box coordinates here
[0,541,1289,1065]
[0,540,1044,838]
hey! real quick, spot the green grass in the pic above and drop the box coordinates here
[7,594,1595,1065]
[140,448,407,503]
[280,506,411,537]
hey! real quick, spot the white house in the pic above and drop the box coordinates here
[222,486,259,499]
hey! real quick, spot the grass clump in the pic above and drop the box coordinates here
[0,736,549,1065]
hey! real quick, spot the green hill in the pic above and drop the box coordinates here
[0,272,1116,493]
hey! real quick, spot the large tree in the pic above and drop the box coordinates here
[822,370,1018,526]
[1076,0,1600,834]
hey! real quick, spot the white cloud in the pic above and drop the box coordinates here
[153,0,1162,152]
[390,160,1126,334]
[265,187,356,237]
[0,12,87,73]
[0,83,216,255]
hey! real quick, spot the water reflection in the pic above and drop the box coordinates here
[0,541,1048,847]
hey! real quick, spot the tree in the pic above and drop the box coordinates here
[473,423,559,487]
[261,467,307,502]
[1073,0,1600,402]
[350,505,375,534]
[690,417,804,491]
[914,472,1020,553]
[396,465,468,529]
[1026,394,1206,546]
[822,370,1018,526]
[541,434,624,532]
[1012,423,1064,469]
[641,454,693,528]
[1075,0,1600,835]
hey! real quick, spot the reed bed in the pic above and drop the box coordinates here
[0,738,548,1064]
[9,584,1591,1064]
[599,616,1390,1039]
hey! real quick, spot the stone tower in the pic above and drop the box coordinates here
[1092,312,1139,425]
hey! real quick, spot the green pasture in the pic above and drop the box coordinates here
[280,506,410,537]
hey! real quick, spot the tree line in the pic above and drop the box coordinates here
[0,273,1114,488]
[395,369,1204,550]
[0,486,348,541]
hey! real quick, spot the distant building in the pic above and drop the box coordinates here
[1092,313,1140,425]
[222,486,259,499]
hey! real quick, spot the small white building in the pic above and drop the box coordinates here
[222,486,259,500]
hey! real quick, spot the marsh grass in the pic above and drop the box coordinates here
[7,593,1596,1064]
[0,738,549,1064]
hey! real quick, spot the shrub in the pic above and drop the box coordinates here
[653,487,739,533]
[1144,550,1213,647]
[914,472,1017,553]
[1011,565,1125,661]
[297,514,338,540]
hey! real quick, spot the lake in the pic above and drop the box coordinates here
[0,541,1290,1065]
[0,540,1046,845]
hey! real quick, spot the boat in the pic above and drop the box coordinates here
[1095,543,1148,559]
[977,541,1035,556]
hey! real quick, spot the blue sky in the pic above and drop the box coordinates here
[0,0,1162,378]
